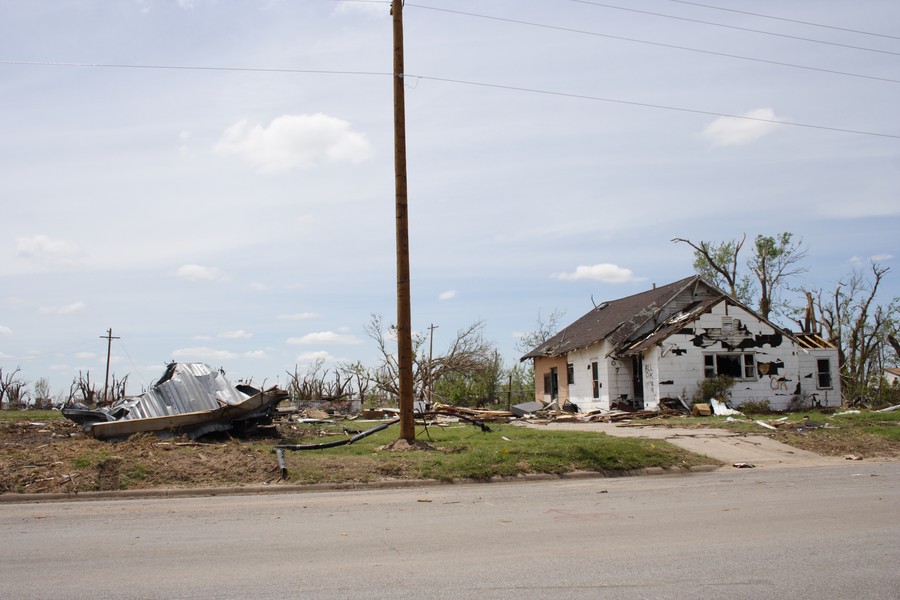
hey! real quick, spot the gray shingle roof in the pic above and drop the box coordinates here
[520,275,708,360]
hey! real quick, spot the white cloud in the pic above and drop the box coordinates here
[219,329,253,339]
[243,350,268,359]
[870,254,893,262]
[439,290,458,301]
[214,114,373,172]
[15,235,85,269]
[553,264,643,283]
[295,350,337,363]
[0,325,12,336]
[39,302,87,315]
[175,264,231,282]
[74,351,95,359]
[286,331,363,345]
[277,312,320,321]
[701,108,781,146]
[171,347,238,360]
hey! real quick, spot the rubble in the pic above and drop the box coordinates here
[62,363,288,441]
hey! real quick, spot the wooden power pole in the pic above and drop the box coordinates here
[392,0,415,442]
[100,328,120,403]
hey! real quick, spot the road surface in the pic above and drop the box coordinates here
[2,462,897,599]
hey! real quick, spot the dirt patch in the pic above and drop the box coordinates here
[378,439,437,452]
[0,419,284,495]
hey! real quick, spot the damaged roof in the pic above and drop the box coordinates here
[521,275,706,360]
[520,275,837,361]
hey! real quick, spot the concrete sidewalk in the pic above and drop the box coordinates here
[527,421,848,468]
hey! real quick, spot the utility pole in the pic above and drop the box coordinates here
[100,328,120,404]
[392,0,415,442]
[427,323,438,406]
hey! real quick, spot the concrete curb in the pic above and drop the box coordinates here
[0,464,720,504]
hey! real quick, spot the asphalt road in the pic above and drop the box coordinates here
[2,462,897,600]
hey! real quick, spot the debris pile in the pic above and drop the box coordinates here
[62,363,288,440]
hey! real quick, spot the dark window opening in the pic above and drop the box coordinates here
[567,363,574,385]
[817,358,832,389]
[704,353,756,381]
[591,361,600,399]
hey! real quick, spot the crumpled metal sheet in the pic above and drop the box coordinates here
[115,363,249,420]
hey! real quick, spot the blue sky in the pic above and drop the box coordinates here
[1,0,898,397]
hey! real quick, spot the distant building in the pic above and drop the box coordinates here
[521,276,841,411]
[884,368,900,386]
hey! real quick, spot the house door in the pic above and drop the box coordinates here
[549,367,559,402]
[631,356,644,408]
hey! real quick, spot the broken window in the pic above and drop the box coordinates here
[816,358,833,389]
[704,353,756,380]
[567,363,574,385]
[591,361,600,399]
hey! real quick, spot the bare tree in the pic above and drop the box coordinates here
[67,371,101,407]
[808,263,898,405]
[365,314,495,403]
[337,360,375,407]
[0,367,29,410]
[514,308,566,355]
[285,359,352,408]
[32,378,54,409]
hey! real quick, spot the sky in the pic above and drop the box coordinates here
[1,0,898,399]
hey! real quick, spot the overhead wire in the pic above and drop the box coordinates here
[3,59,895,139]
[401,73,900,140]
[3,0,898,141]
[662,0,900,41]
[562,0,900,55]
[402,5,900,85]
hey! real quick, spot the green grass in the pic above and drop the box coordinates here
[0,409,62,421]
[276,423,714,484]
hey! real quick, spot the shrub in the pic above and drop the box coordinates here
[693,376,734,406]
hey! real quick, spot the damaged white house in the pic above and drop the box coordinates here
[521,276,841,412]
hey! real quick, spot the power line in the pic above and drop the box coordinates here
[404,73,900,140]
[663,0,900,41]
[403,6,900,85]
[561,0,900,56]
[0,59,391,77]
[3,60,897,140]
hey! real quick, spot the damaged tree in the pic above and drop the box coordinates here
[365,314,496,405]
[805,263,899,405]
[0,367,29,410]
[285,359,352,407]
[673,232,807,320]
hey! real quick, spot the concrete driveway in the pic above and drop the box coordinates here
[527,421,848,468]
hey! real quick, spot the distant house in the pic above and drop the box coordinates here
[884,368,900,386]
[521,276,841,411]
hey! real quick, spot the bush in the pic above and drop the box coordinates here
[692,376,734,406]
